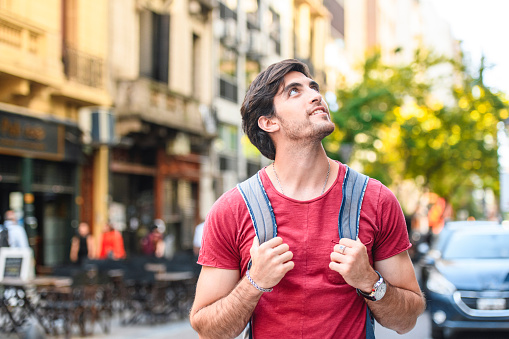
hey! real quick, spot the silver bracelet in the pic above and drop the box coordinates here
[246,269,273,292]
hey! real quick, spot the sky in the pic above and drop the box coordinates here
[429,0,509,95]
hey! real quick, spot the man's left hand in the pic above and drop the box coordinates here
[329,238,379,293]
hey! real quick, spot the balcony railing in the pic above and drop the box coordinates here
[62,44,104,88]
[0,14,42,54]
[115,78,209,135]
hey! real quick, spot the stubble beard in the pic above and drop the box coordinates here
[277,113,335,143]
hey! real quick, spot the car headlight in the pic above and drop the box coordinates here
[427,270,456,295]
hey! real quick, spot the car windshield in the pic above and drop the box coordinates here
[442,232,509,259]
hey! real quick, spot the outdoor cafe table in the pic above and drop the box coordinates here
[0,276,73,338]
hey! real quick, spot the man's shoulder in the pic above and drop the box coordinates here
[209,184,251,220]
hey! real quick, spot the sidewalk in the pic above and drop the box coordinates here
[86,317,199,339]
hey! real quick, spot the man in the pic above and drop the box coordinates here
[4,210,29,248]
[190,59,425,338]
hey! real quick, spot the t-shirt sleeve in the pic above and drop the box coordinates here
[372,184,411,261]
[198,190,242,270]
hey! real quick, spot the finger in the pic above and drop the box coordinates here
[278,250,293,263]
[330,252,345,263]
[282,260,295,272]
[334,244,348,254]
[272,242,290,255]
[329,261,344,274]
[339,237,357,247]
[262,236,283,248]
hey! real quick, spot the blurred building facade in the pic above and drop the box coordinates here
[108,0,216,254]
[0,0,111,266]
[210,0,331,201]
[0,0,458,268]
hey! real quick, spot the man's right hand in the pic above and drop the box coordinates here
[248,236,294,290]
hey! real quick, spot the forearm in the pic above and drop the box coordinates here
[367,280,425,334]
[191,276,263,339]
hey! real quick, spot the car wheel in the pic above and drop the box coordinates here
[431,324,444,339]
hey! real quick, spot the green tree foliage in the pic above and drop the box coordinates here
[325,49,509,217]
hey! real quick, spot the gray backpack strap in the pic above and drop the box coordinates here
[338,166,369,240]
[237,171,276,339]
[338,166,374,339]
[237,171,277,244]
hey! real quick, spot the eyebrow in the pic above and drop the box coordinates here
[281,80,320,95]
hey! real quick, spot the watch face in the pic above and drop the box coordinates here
[374,280,387,300]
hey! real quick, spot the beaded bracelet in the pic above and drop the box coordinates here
[246,270,273,292]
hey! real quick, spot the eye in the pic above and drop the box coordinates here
[289,88,299,96]
[311,85,320,92]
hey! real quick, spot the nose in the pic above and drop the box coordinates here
[309,88,323,104]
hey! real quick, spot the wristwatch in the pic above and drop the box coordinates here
[356,270,387,301]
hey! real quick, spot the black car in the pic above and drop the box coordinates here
[419,223,509,338]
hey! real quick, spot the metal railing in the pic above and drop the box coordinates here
[63,44,104,88]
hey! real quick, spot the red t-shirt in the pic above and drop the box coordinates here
[198,162,410,339]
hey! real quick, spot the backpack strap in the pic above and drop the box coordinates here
[338,166,369,240]
[237,170,277,339]
[237,171,277,244]
[339,166,374,339]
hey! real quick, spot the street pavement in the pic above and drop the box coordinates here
[82,314,430,339]
[80,314,431,339]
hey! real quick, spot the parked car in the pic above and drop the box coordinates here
[419,223,509,338]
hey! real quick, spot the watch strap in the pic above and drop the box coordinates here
[356,270,383,301]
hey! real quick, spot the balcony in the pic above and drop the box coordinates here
[0,12,58,84]
[115,78,210,136]
[63,44,104,89]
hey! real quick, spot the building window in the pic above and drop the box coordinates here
[220,0,238,17]
[269,8,281,55]
[218,123,238,153]
[139,10,170,83]
[192,34,201,99]
[219,44,238,102]
[245,0,260,29]
[324,0,345,38]
[245,57,260,90]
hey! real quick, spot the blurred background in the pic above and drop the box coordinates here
[0,0,507,278]
[2,1,509,338]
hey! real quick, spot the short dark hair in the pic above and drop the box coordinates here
[240,59,312,160]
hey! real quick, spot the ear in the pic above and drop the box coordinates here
[258,115,279,133]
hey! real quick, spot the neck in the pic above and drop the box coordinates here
[270,144,337,200]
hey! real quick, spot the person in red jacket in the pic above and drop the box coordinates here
[98,222,126,260]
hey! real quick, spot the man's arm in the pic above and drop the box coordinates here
[190,266,261,339]
[330,239,425,334]
[368,251,425,333]
[190,236,294,339]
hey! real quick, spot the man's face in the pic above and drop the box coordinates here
[272,71,334,142]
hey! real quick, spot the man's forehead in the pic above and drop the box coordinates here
[282,71,311,85]
[277,71,314,95]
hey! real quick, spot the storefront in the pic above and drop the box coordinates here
[0,107,82,267]
[110,130,202,257]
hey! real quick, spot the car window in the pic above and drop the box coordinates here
[442,232,509,259]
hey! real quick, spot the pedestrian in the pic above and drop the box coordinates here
[3,210,29,248]
[70,222,95,264]
[140,222,165,258]
[98,222,126,260]
[190,59,425,338]
[193,221,204,257]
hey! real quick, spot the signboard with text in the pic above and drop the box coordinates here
[0,110,65,160]
[0,248,33,281]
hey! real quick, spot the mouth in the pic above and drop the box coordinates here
[310,107,328,116]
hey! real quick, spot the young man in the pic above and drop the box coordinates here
[190,59,425,338]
